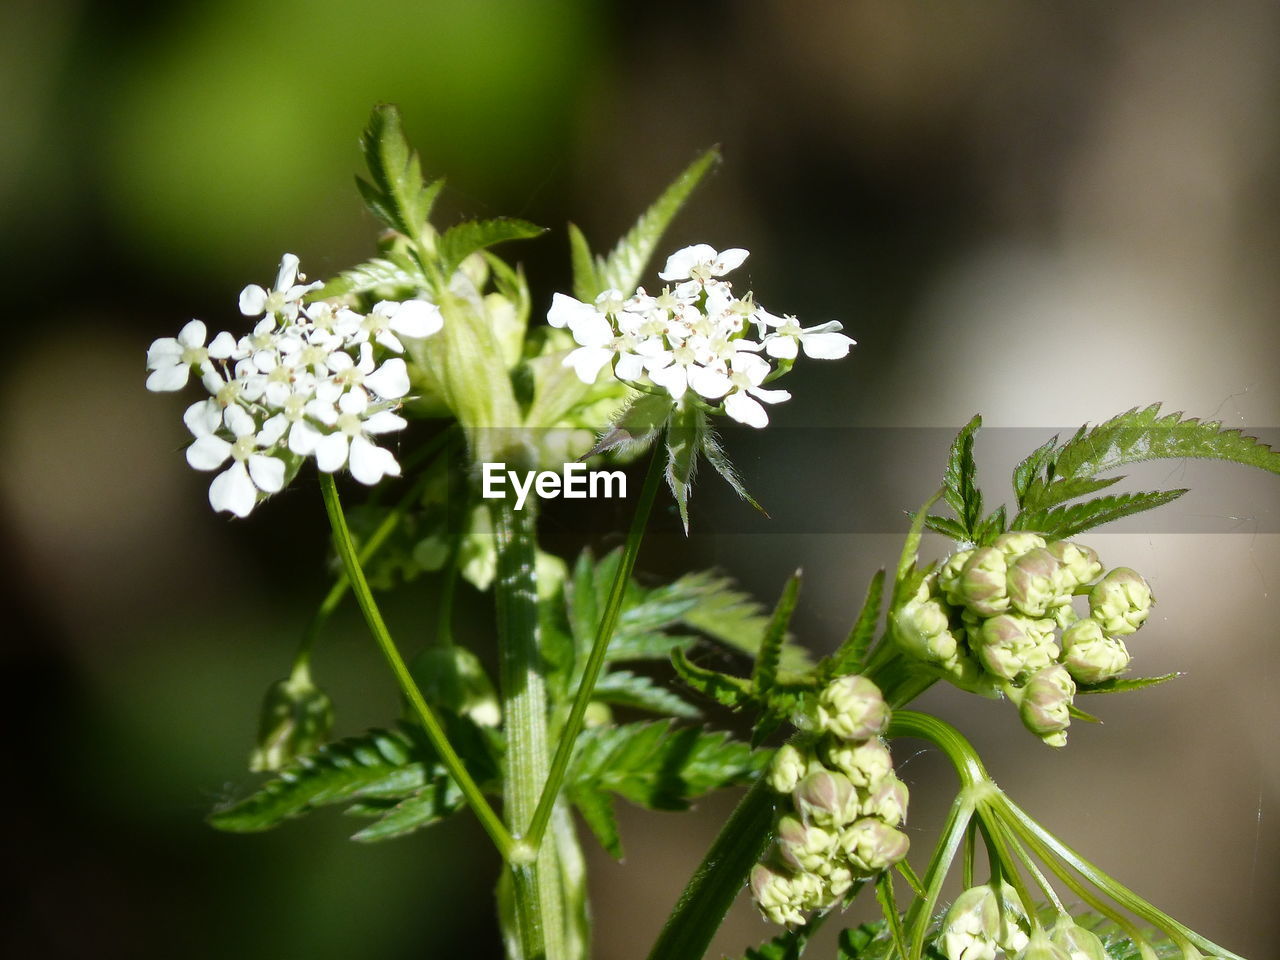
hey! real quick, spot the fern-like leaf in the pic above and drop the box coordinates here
[1011,489,1187,538]
[752,571,802,695]
[357,104,441,241]
[822,569,886,681]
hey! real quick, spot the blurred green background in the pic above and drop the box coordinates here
[2,1,1278,957]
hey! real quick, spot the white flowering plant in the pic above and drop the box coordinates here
[147,105,1279,960]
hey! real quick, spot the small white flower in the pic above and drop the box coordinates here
[146,320,223,392]
[720,353,791,428]
[239,253,322,322]
[658,244,749,284]
[185,402,287,517]
[310,391,406,485]
[756,308,856,360]
[355,299,444,353]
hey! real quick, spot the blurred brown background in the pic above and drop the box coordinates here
[1,1,1277,957]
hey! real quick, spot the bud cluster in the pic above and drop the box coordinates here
[939,881,1032,960]
[750,676,909,926]
[892,533,1155,746]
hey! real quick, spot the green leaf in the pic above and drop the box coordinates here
[703,429,768,517]
[592,669,700,718]
[676,571,812,671]
[942,415,983,538]
[1019,475,1124,513]
[316,255,425,300]
[208,728,427,832]
[671,648,754,708]
[1012,435,1059,508]
[1012,489,1187,538]
[835,922,896,960]
[1067,701,1102,723]
[972,504,1008,545]
[585,392,674,459]
[823,569,886,681]
[350,774,465,842]
[736,925,815,960]
[752,571,802,695]
[357,104,441,241]
[567,222,602,303]
[923,515,968,540]
[572,785,623,859]
[437,217,546,278]
[666,403,708,534]
[592,147,721,299]
[895,489,945,607]
[569,720,763,812]
[1076,672,1182,695]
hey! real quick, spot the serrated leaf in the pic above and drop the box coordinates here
[895,489,945,607]
[1013,434,1059,507]
[671,648,754,708]
[1019,475,1124,514]
[666,404,707,534]
[592,669,700,718]
[567,222,602,303]
[317,256,425,299]
[942,415,983,538]
[752,571,802,695]
[572,785,623,858]
[972,504,1008,545]
[1013,489,1187,538]
[676,571,811,671]
[590,147,721,299]
[735,924,814,960]
[358,104,440,240]
[209,728,427,832]
[350,775,464,842]
[437,217,546,277]
[923,515,968,540]
[1076,672,1182,695]
[584,392,673,459]
[569,720,763,812]
[823,569,886,680]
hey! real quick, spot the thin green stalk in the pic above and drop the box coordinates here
[317,473,511,854]
[526,445,665,847]
[903,793,975,960]
[973,810,1039,931]
[984,807,1066,916]
[887,711,989,788]
[962,817,977,890]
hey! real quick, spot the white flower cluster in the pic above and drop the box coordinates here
[145,254,443,517]
[546,244,855,428]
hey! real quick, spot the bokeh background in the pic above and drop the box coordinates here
[2,1,1278,957]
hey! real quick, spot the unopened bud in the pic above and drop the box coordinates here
[939,884,1001,960]
[861,774,910,826]
[1061,618,1131,684]
[775,815,838,875]
[767,743,813,794]
[992,532,1048,558]
[794,770,860,828]
[1019,929,1071,960]
[823,864,855,899]
[815,675,889,741]
[838,817,910,872]
[1019,664,1076,747]
[1007,547,1066,618]
[1089,568,1154,636]
[750,864,823,926]
[958,548,1011,617]
[937,549,975,604]
[977,615,1058,681]
[1050,919,1108,960]
[249,673,334,773]
[1046,540,1103,588]
[1048,602,1079,630]
[894,592,960,664]
[822,737,893,787]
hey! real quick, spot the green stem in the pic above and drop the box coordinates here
[646,776,778,960]
[526,445,664,847]
[490,499,564,960]
[887,711,989,788]
[903,792,975,960]
[317,472,510,854]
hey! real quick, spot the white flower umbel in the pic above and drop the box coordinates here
[147,254,445,515]
[546,243,853,429]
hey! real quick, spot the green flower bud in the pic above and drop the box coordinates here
[939,882,1031,960]
[815,675,889,741]
[894,590,961,664]
[940,651,1003,698]
[822,864,855,899]
[1046,540,1103,588]
[1048,602,1079,630]
[584,701,613,728]
[977,615,1058,681]
[794,770,861,828]
[249,672,334,773]
[411,646,501,728]
[1007,547,1066,618]
[1018,664,1076,747]
[776,815,838,875]
[958,548,1011,617]
[1049,919,1108,960]
[768,743,812,794]
[992,532,1048,558]
[937,549,975,605]
[750,864,823,926]
[838,817,910,872]
[1089,567,1154,636]
[861,774,910,826]
[1019,929,1071,960]
[1061,618,1131,684]
[822,737,893,787]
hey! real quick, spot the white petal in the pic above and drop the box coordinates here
[732,352,771,384]
[146,337,182,369]
[275,253,300,292]
[689,364,733,399]
[564,346,614,384]
[257,413,288,447]
[208,331,238,359]
[248,454,286,493]
[263,381,291,408]
[658,244,716,281]
[349,435,400,485]
[763,335,798,359]
[187,435,232,471]
[305,398,339,426]
[374,330,405,353]
[362,410,408,435]
[209,462,257,517]
[201,368,226,395]
[239,284,268,316]
[183,399,222,437]
[224,403,256,438]
[391,300,444,339]
[339,389,369,416]
[314,432,350,472]
[749,386,791,404]
[146,363,189,392]
[288,420,323,456]
[365,357,410,399]
[713,248,749,275]
[614,352,646,381]
[724,391,768,428]
[648,363,688,400]
[568,312,613,348]
[177,319,207,348]
[800,330,856,360]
